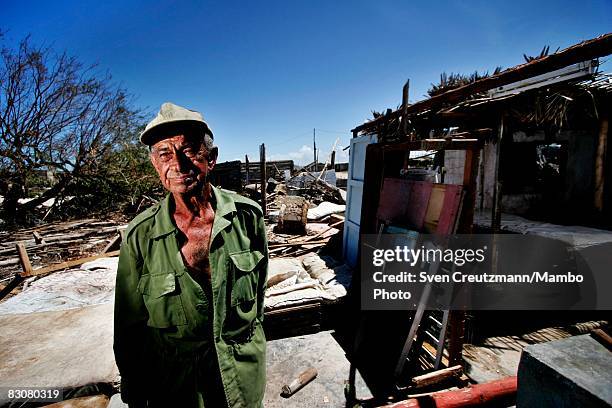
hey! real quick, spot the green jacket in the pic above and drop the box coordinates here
[113,186,268,408]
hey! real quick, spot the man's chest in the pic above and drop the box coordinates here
[175,214,215,279]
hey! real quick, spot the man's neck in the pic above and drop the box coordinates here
[172,183,214,219]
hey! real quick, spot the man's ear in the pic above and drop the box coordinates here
[207,147,218,171]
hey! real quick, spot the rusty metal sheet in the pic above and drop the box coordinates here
[436,184,463,235]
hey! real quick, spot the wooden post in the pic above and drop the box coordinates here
[491,116,504,232]
[594,113,609,211]
[402,79,410,137]
[313,128,317,171]
[16,242,33,275]
[478,146,486,211]
[260,144,267,215]
[458,146,480,234]
[330,151,336,169]
[245,155,250,185]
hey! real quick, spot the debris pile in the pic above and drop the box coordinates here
[265,253,348,311]
[244,165,348,260]
[0,218,126,286]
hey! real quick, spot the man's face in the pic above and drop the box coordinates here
[150,133,217,195]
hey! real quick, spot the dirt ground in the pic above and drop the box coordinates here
[265,330,371,407]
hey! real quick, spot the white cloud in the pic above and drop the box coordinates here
[268,140,352,166]
[269,145,314,165]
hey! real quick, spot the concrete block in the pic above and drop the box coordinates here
[517,334,612,407]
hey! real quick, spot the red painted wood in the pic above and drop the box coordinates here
[405,181,433,230]
[377,178,412,223]
[436,184,463,235]
[383,376,518,408]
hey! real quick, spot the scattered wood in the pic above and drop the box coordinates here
[280,367,318,398]
[25,250,120,278]
[410,365,463,388]
[268,239,331,248]
[290,219,343,243]
[0,274,24,301]
[0,218,126,282]
[327,213,345,225]
[32,231,45,244]
[102,234,122,253]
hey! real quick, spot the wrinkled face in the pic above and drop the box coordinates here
[150,133,217,195]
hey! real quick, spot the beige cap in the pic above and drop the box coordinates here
[140,102,214,145]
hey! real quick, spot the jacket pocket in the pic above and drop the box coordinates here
[224,250,264,341]
[137,273,187,328]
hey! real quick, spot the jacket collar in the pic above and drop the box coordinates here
[148,185,236,240]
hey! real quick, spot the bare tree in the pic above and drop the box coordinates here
[0,34,141,223]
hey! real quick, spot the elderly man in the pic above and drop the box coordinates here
[114,102,268,408]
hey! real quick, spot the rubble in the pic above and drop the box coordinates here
[0,218,125,284]
[307,201,345,221]
[276,196,308,234]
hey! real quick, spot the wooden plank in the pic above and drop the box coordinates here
[25,250,120,277]
[411,365,462,388]
[0,274,24,301]
[424,184,446,233]
[436,184,463,235]
[102,234,121,253]
[268,239,330,248]
[16,243,33,275]
[32,231,45,244]
[383,138,482,153]
[377,178,412,223]
[406,181,433,230]
[303,219,343,242]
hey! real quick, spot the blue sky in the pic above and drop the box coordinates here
[2,0,610,164]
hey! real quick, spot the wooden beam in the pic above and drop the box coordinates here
[401,79,410,137]
[32,231,45,244]
[0,274,24,301]
[24,250,120,277]
[382,138,483,153]
[352,33,612,134]
[102,233,122,253]
[260,144,267,216]
[16,242,33,275]
[268,239,330,248]
[594,112,609,211]
[245,155,250,184]
[491,117,504,232]
[410,365,462,388]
